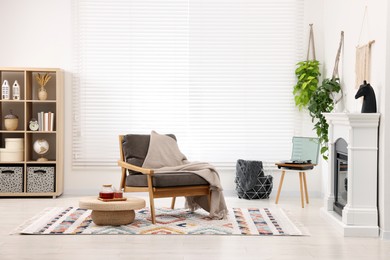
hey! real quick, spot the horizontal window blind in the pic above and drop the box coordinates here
[72,0,304,168]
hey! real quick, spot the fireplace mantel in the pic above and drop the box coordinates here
[321,112,380,237]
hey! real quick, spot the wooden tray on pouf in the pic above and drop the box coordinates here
[98,197,127,202]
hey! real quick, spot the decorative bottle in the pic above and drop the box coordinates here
[12,80,20,100]
[2,80,10,100]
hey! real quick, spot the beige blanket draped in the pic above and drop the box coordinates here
[142,131,228,219]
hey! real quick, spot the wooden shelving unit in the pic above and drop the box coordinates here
[0,67,63,198]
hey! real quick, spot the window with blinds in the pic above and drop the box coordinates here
[72,0,304,168]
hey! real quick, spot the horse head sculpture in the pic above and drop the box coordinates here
[355,80,377,113]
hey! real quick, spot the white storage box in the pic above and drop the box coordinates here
[27,166,55,193]
[5,138,24,150]
[0,166,23,193]
[0,149,23,162]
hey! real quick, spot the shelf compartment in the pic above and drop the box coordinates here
[0,102,25,131]
[0,133,24,148]
[0,71,25,100]
[26,102,56,131]
[26,133,56,162]
[26,71,57,101]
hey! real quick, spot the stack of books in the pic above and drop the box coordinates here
[37,112,55,131]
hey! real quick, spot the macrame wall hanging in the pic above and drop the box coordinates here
[355,6,375,89]
[331,31,344,112]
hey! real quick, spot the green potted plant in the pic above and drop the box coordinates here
[293,24,320,110]
[293,60,321,110]
[292,30,344,160]
[307,78,341,160]
[307,32,344,160]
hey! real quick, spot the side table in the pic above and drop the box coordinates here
[79,196,145,226]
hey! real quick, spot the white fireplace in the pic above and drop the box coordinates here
[321,112,380,237]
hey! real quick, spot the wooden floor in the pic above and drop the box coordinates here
[1,194,389,260]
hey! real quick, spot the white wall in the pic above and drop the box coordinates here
[0,0,72,68]
[0,0,77,188]
[382,0,390,240]
[302,0,325,197]
[322,0,390,238]
[0,0,327,199]
[0,0,115,196]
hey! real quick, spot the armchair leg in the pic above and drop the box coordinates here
[171,197,176,209]
[146,175,157,224]
[149,196,156,224]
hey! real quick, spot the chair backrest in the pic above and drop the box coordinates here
[290,136,320,164]
[121,134,176,171]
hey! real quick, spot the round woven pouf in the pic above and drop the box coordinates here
[79,196,145,226]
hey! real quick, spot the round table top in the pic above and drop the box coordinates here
[79,196,145,211]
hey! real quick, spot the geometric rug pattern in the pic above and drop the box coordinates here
[15,207,307,236]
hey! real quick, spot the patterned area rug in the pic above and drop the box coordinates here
[15,207,308,235]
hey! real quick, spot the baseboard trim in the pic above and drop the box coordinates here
[380,229,390,240]
[320,207,379,237]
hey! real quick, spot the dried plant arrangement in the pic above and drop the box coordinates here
[35,73,52,100]
[35,73,52,90]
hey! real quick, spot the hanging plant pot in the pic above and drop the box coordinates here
[308,77,341,160]
[293,60,321,110]
[293,24,320,110]
[307,31,344,160]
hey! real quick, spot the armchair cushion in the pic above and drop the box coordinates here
[122,134,176,174]
[126,172,208,187]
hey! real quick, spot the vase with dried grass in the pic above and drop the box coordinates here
[35,73,52,100]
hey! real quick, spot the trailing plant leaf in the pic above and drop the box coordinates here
[293,60,321,110]
[308,78,341,160]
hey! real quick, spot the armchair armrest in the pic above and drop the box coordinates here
[117,160,154,175]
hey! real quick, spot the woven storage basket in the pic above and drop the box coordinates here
[0,166,23,192]
[27,166,55,193]
[235,159,273,200]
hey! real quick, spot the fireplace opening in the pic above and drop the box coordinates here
[333,138,348,216]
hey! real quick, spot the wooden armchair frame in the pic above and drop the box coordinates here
[118,135,211,224]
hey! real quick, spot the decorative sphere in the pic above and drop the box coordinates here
[33,139,49,155]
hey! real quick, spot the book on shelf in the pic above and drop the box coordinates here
[37,111,55,131]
